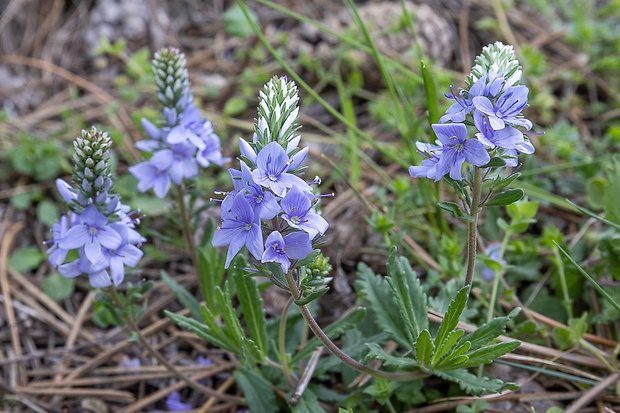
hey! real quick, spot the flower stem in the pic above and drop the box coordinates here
[279,297,295,388]
[283,271,426,382]
[464,167,483,293]
[177,185,199,270]
[485,229,512,324]
[552,244,573,320]
[106,287,243,404]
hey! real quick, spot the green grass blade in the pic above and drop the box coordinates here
[554,241,620,314]
[566,199,620,231]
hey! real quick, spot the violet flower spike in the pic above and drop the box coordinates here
[212,195,263,268]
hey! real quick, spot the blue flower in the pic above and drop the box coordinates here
[439,76,487,123]
[58,205,123,263]
[432,123,490,181]
[166,103,211,150]
[280,186,328,239]
[196,131,227,168]
[47,215,71,267]
[472,85,532,130]
[481,243,505,282]
[165,391,192,411]
[128,151,173,198]
[262,230,312,272]
[409,141,443,180]
[251,142,308,197]
[56,179,77,204]
[212,195,263,268]
[90,223,144,286]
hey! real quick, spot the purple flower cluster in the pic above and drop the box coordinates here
[410,64,535,182]
[213,139,327,271]
[47,129,145,289]
[129,102,227,198]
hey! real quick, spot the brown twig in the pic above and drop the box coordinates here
[566,373,619,413]
[0,222,25,385]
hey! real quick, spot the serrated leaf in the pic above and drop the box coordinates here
[362,343,418,370]
[216,282,245,346]
[160,271,202,321]
[432,329,464,365]
[415,329,433,369]
[434,369,512,395]
[234,367,278,413]
[233,271,268,357]
[438,201,465,218]
[385,248,428,345]
[434,341,471,369]
[485,188,524,207]
[198,246,226,313]
[355,263,410,348]
[239,337,262,367]
[461,308,520,351]
[457,341,520,369]
[491,172,521,192]
[165,310,235,352]
[435,287,468,349]
[292,307,366,363]
[295,287,329,306]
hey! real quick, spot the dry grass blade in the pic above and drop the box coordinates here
[566,373,620,413]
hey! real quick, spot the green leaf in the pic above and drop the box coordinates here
[355,263,409,349]
[239,337,262,367]
[291,389,325,413]
[552,313,588,350]
[362,343,418,370]
[295,287,329,306]
[480,157,506,168]
[484,188,525,207]
[603,156,620,225]
[292,307,366,363]
[457,341,520,369]
[415,329,433,370]
[432,329,464,365]
[438,201,467,219]
[165,310,235,352]
[198,246,226,314]
[41,272,74,302]
[216,282,246,346]
[385,248,428,345]
[233,271,268,357]
[491,172,521,192]
[234,367,278,413]
[36,200,60,228]
[224,4,259,39]
[435,287,468,350]
[434,369,515,395]
[8,246,45,273]
[434,341,471,370]
[160,271,202,321]
[461,308,520,352]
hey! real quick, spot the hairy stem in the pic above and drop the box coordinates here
[464,167,483,292]
[279,297,295,388]
[107,287,243,403]
[177,185,199,270]
[283,272,426,382]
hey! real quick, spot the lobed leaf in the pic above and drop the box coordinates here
[456,341,521,369]
[234,367,278,413]
[435,287,468,350]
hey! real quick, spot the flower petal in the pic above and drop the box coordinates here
[89,269,112,288]
[463,139,491,166]
[283,232,312,260]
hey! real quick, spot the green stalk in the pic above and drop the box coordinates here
[552,243,573,320]
[279,297,295,388]
[106,287,243,403]
[177,185,199,270]
[283,271,426,382]
[464,167,483,292]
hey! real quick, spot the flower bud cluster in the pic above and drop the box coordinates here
[410,42,536,182]
[47,127,145,288]
[212,76,330,276]
[129,48,227,198]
